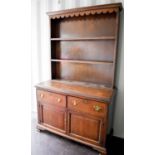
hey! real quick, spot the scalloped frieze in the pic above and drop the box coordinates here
[50,8,119,19]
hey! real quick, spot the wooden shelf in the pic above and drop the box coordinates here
[51,36,115,41]
[51,59,113,64]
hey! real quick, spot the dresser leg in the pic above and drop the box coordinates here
[37,124,45,132]
[37,128,43,132]
[93,147,107,155]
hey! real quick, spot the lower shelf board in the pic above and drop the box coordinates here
[37,123,107,155]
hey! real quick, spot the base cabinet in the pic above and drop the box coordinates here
[36,89,108,155]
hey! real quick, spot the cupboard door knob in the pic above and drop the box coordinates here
[93,105,101,112]
[73,100,77,106]
[57,98,61,102]
[40,94,44,98]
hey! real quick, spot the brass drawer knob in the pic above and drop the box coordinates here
[93,105,101,112]
[40,93,44,98]
[73,100,77,106]
[57,98,61,103]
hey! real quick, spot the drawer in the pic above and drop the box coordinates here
[37,89,66,107]
[68,96,107,118]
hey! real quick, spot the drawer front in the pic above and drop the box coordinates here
[68,96,107,118]
[37,89,66,107]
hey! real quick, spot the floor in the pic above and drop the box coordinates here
[31,113,124,155]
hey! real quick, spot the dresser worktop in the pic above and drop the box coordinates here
[36,80,114,103]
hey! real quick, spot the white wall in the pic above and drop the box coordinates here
[31,0,51,111]
[31,0,124,138]
[113,10,124,138]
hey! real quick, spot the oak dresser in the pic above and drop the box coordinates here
[36,3,122,155]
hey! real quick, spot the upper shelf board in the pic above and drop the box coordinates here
[51,36,116,41]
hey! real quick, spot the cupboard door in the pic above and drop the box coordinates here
[68,111,105,145]
[39,103,67,133]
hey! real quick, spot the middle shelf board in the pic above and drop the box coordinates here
[50,36,115,41]
[51,59,113,64]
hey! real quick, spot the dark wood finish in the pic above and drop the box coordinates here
[37,90,67,133]
[50,36,115,40]
[36,80,114,102]
[68,96,107,118]
[32,113,124,155]
[51,59,113,64]
[37,89,66,107]
[39,104,67,133]
[50,8,120,88]
[51,40,115,62]
[68,111,102,144]
[47,3,122,19]
[36,3,122,155]
[50,13,117,38]
[37,123,107,154]
[53,62,113,87]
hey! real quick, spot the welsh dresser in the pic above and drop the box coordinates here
[36,3,122,155]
